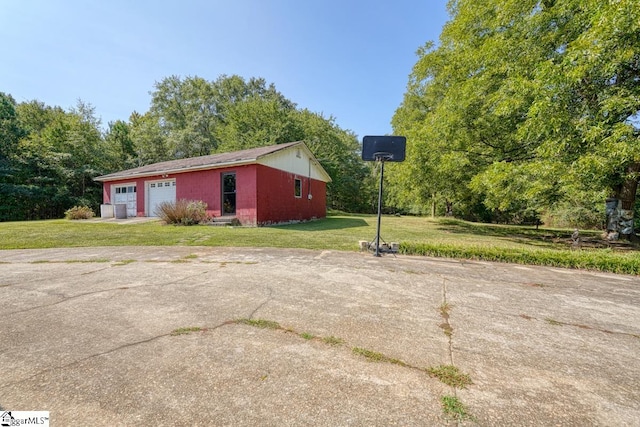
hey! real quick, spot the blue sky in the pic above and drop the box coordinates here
[1,0,449,140]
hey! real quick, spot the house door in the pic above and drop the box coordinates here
[222,173,236,215]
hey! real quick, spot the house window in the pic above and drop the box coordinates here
[294,178,302,198]
[115,186,134,194]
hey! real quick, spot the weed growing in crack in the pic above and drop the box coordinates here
[300,332,315,340]
[439,323,453,337]
[352,347,408,366]
[545,318,563,326]
[236,318,281,330]
[427,365,473,388]
[441,395,475,422]
[112,259,136,266]
[171,327,203,336]
[439,301,452,318]
[323,336,345,346]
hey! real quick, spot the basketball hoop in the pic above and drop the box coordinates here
[374,152,394,162]
[362,136,407,257]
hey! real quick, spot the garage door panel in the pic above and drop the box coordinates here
[113,185,137,217]
[148,180,176,217]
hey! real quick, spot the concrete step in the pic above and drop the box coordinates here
[208,217,238,226]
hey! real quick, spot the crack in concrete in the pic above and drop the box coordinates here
[247,286,275,319]
[441,278,455,368]
[518,313,640,338]
[442,302,639,339]
[0,320,233,390]
[0,265,113,288]
[4,271,212,316]
[439,276,463,427]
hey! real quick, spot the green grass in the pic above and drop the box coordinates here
[235,318,281,330]
[112,259,136,266]
[426,365,473,389]
[322,336,345,346]
[1,214,638,274]
[440,395,475,422]
[352,347,408,367]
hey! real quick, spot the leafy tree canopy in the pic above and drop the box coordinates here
[392,0,640,232]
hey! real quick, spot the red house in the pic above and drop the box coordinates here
[94,141,331,226]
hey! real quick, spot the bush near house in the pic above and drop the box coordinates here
[156,199,209,225]
[64,206,95,220]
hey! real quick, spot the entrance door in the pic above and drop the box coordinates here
[222,173,236,215]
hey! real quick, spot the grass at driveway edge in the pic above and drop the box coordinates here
[400,242,640,275]
[0,215,638,275]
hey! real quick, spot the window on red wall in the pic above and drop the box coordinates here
[294,178,302,198]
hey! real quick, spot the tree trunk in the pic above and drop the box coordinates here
[431,192,436,218]
[614,162,640,241]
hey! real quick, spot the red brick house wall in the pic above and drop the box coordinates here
[255,164,327,225]
[101,163,326,225]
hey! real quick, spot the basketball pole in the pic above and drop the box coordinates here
[374,157,386,257]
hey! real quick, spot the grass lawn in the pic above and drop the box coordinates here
[1,213,638,274]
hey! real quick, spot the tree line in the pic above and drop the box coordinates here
[3,1,637,231]
[0,75,377,221]
[390,0,639,236]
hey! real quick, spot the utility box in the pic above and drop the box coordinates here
[100,204,114,218]
[114,204,127,219]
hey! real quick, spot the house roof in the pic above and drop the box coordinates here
[95,141,330,182]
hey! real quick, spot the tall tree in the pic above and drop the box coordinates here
[128,111,169,165]
[104,119,136,170]
[144,74,371,212]
[0,93,26,221]
[11,99,104,219]
[151,75,219,157]
[393,0,640,231]
[291,109,372,212]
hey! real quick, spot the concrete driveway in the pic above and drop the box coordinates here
[1,247,638,426]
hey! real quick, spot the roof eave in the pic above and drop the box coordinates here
[94,159,255,182]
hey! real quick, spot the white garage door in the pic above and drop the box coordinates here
[113,185,137,217]
[148,180,176,217]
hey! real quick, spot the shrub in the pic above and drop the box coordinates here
[155,199,209,225]
[64,206,95,220]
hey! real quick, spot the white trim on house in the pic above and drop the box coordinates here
[257,144,332,182]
